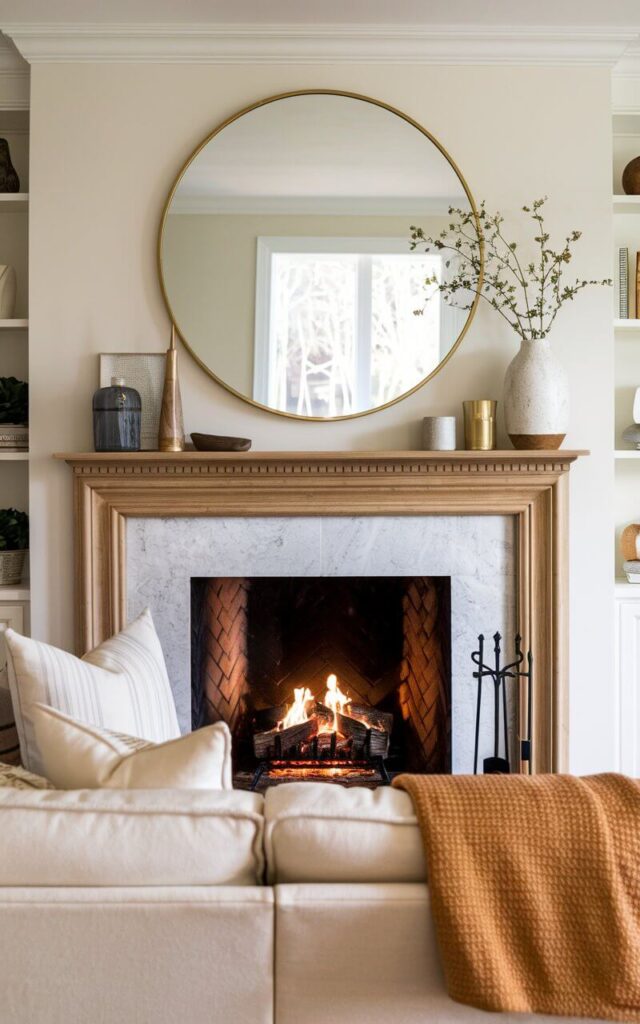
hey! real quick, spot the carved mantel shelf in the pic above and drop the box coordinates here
[57,449,587,774]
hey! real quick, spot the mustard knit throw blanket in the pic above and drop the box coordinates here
[393,773,640,1021]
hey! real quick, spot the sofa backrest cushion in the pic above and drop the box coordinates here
[264,782,426,884]
[0,788,264,886]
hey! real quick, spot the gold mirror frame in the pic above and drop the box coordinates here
[157,89,483,422]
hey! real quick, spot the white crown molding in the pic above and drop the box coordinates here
[3,22,639,66]
[613,44,640,78]
[612,45,640,114]
[0,35,29,108]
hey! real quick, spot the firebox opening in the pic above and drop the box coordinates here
[191,576,451,790]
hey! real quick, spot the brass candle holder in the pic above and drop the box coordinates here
[463,400,497,451]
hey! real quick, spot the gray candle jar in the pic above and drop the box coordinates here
[422,416,457,451]
[93,376,142,452]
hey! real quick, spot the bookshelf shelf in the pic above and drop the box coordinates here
[0,451,29,461]
[614,195,640,213]
[0,193,28,212]
[615,319,640,330]
[0,318,27,330]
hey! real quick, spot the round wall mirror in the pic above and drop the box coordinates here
[159,91,480,421]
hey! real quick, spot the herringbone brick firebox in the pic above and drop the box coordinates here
[192,576,451,787]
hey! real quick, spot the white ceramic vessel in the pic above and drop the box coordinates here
[503,337,569,449]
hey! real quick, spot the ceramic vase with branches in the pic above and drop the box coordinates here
[411,197,611,449]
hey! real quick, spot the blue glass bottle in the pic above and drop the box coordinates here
[92,377,141,452]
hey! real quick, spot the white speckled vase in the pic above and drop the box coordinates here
[503,337,569,450]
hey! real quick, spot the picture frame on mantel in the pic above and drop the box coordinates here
[99,353,165,451]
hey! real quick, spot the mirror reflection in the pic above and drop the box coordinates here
[160,92,478,419]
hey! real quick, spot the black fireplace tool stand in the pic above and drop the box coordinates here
[471,632,533,775]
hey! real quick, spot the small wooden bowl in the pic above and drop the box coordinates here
[190,432,252,452]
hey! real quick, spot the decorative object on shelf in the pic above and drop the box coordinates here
[158,326,184,453]
[622,155,640,195]
[623,560,640,583]
[619,247,629,319]
[621,522,640,563]
[0,265,16,318]
[421,416,456,451]
[99,353,164,451]
[191,433,252,452]
[622,424,640,448]
[0,507,28,586]
[0,376,28,450]
[0,376,27,425]
[463,400,496,451]
[621,386,640,449]
[0,139,19,193]
[412,197,612,450]
[471,632,533,774]
[92,376,141,452]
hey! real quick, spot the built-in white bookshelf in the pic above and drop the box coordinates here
[613,108,640,584]
[0,100,30,621]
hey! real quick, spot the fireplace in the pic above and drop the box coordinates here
[191,576,451,789]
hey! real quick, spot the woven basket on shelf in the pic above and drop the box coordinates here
[0,549,26,586]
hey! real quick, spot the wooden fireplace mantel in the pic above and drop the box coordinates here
[57,449,587,774]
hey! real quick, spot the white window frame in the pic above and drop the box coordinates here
[253,236,452,409]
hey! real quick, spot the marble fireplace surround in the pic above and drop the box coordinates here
[58,449,586,774]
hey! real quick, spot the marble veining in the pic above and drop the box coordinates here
[127,515,516,773]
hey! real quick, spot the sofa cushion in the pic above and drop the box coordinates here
[264,782,425,884]
[0,788,264,886]
[5,608,180,775]
[31,703,232,790]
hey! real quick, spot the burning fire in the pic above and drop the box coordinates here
[323,673,350,732]
[278,673,350,734]
[280,687,313,730]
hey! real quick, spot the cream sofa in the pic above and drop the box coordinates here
[0,781,589,1024]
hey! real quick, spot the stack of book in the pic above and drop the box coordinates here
[0,424,28,450]
[618,248,640,318]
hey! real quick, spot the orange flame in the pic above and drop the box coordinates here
[324,673,350,732]
[280,687,313,730]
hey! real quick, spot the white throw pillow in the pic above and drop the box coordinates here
[30,703,232,790]
[5,608,180,775]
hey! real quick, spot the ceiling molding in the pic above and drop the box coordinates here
[613,44,640,77]
[0,35,29,108]
[3,22,639,66]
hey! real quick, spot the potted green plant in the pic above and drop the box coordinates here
[0,376,28,451]
[411,198,611,449]
[0,508,29,585]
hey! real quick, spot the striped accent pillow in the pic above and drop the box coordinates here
[0,674,20,765]
[5,608,180,776]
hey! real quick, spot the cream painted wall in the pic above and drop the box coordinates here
[28,63,613,773]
